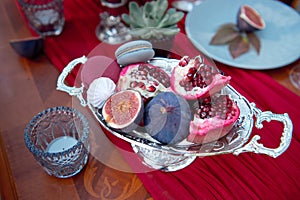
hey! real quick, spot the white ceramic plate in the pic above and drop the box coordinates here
[185,0,300,69]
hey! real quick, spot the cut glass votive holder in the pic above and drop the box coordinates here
[24,106,90,178]
[18,0,65,36]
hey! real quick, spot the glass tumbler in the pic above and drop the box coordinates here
[24,106,90,178]
[18,0,65,36]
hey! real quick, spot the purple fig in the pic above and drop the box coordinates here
[144,92,191,145]
[237,5,265,32]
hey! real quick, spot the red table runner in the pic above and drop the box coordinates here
[18,0,300,199]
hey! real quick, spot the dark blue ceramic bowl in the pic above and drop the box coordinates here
[10,36,43,59]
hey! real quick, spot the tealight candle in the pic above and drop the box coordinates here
[33,9,60,32]
[47,136,78,153]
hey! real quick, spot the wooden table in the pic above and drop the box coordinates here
[0,1,152,199]
[0,0,299,199]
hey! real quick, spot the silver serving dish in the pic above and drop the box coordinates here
[57,56,293,172]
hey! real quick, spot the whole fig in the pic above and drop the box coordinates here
[144,92,191,145]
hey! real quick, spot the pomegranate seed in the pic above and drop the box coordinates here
[200,111,207,118]
[192,80,197,87]
[184,82,193,91]
[188,67,197,75]
[147,85,156,92]
[153,81,159,86]
[179,80,186,87]
[194,56,202,63]
[194,56,202,69]
[179,56,190,67]
[204,65,210,71]
[186,73,194,81]
[185,86,193,91]
[140,70,147,75]
[137,82,146,89]
[130,81,138,88]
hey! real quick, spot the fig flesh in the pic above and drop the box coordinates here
[171,56,231,100]
[237,5,265,32]
[117,63,171,100]
[102,90,143,133]
[144,92,191,145]
[188,94,240,144]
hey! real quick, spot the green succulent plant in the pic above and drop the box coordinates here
[122,0,184,39]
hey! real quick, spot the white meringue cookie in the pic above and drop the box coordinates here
[87,77,116,108]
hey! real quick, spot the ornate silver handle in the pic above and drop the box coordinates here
[56,56,88,106]
[233,103,293,158]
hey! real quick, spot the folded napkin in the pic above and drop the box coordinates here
[18,0,300,199]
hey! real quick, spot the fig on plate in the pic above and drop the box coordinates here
[144,92,191,145]
[171,55,231,100]
[117,63,171,100]
[237,5,265,32]
[102,90,143,133]
[187,94,240,144]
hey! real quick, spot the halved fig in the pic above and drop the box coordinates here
[144,92,191,145]
[171,56,231,100]
[187,94,240,144]
[237,5,265,32]
[117,63,171,100]
[102,90,143,133]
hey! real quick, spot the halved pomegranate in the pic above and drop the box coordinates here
[187,94,240,144]
[117,63,170,100]
[171,55,231,100]
[237,5,265,32]
[102,90,143,133]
